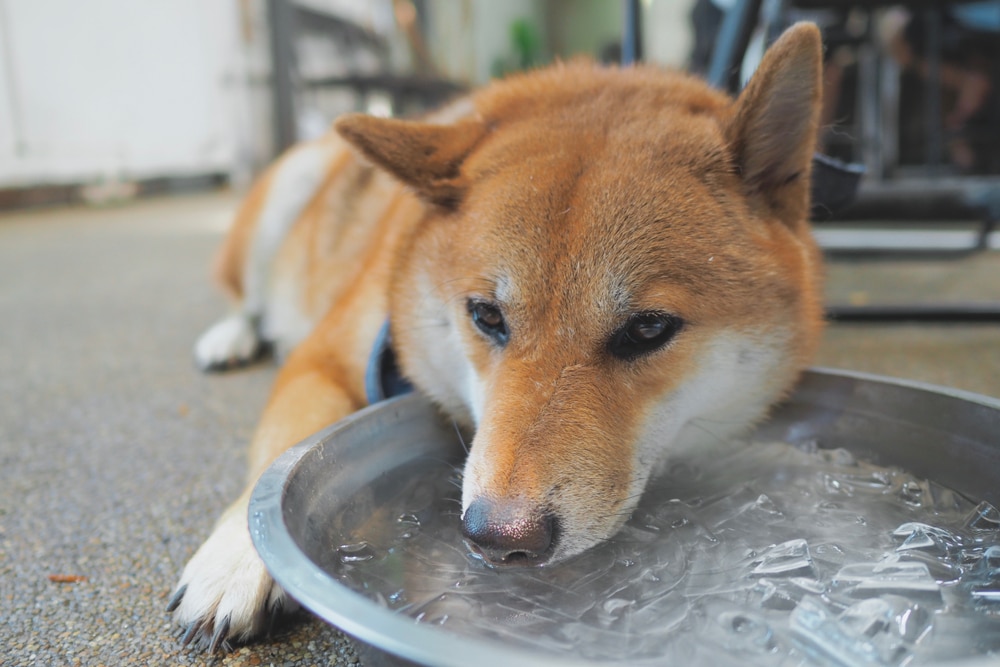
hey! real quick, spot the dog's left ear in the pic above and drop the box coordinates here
[726,22,823,225]
[335,114,487,209]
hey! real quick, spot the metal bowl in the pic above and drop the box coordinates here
[249,368,1000,666]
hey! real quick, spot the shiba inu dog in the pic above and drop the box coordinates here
[169,23,825,651]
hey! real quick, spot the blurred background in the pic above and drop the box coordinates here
[1,0,998,216]
[3,0,1000,257]
[0,0,696,196]
[1,0,999,349]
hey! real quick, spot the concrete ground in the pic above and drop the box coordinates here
[2,191,999,667]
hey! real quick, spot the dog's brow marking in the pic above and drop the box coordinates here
[493,274,515,306]
[606,273,633,315]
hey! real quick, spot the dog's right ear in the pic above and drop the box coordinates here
[726,22,823,227]
[335,114,487,209]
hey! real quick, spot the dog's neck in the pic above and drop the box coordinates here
[365,320,414,404]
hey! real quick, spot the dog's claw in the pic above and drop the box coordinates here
[266,598,284,637]
[166,584,187,613]
[170,499,298,652]
[181,620,202,647]
[209,616,231,654]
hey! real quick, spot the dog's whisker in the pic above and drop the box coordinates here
[686,419,734,446]
[451,420,470,455]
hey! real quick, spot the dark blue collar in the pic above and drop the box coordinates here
[364,320,414,404]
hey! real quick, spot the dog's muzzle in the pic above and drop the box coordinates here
[461,497,557,566]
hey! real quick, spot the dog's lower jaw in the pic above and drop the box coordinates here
[169,493,297,652]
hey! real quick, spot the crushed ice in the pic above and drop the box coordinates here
[327,440,1000,664]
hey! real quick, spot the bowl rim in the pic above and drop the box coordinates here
[248,367,1000,667]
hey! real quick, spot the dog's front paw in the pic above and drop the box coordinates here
[193,314,264,371]
[168,504,296,652]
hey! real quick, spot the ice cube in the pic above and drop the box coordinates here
[965,501,1000,532]
[752,493,784,517]
[717,610,776,653]
[337,541,379,563]
[834,558,942,600]
[839,598,895,637]
[892,599,932,643]
[789,576,827,595]
[410,592,480,626]
[753,576,825,610]
[963,545,1000,604]
[970,588,1000,602]
[893,522,963,556]
[751,539,815,577]
[790,597,889,666]
[753,578,795,610]
[982,545,1000,569]
[839,597,924,660]
[893,550,963,585]
[824,469,896,497]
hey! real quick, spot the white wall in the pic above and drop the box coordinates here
[642,0,696,69]
[0,0,254,188]
[426,0,546,85]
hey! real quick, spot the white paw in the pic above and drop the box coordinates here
[193,314,262,371]
[168,502,296,652]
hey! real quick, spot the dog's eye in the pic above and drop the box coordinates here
[608,312,683,360]
[468,299,509,346]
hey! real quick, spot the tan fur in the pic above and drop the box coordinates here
[172,24,826,649]
[211,164,274,301]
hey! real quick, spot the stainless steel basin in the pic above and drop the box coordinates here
[249,368,1000,666]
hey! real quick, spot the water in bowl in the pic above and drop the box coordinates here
[322,438,1000,665]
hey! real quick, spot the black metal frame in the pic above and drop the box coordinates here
[267,0,298,155]
[622,0,1000,323]
[266,0,463,155]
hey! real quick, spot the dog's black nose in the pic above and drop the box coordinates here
[461,497,555,566]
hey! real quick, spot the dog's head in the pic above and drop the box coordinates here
[337,24,824,566]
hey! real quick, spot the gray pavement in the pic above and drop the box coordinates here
[1,193,358,666]
[2,191,1000,666]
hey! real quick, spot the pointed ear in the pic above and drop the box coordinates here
[335,113,487,209]
[726,22,823,224]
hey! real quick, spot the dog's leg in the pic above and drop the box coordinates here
[178,143,412,649]
[170,345,364,649]
[192,313,264,372]
[194,140,343,371]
